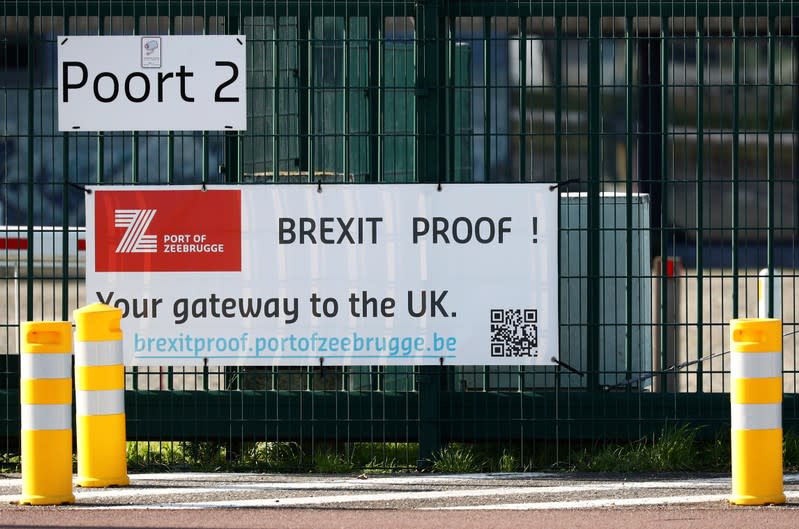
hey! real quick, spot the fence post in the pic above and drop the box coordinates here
[651,256,683,392]
[416,366,442,469]
[729,318,784,505]
[73,303,129,488]
[414,0,446,468]
[19,321,74,505]
[758,268,781,319]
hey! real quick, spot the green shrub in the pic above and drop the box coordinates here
[314,451,354,473]
[573,425,712,473]
[784,431,799,471]
[497,450,520,472]
[430,444,484,473]
[240,442,305,471]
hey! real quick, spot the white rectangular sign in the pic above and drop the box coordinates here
[58,35,246,131]
[85,184,559,366]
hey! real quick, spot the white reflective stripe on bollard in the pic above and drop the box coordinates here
[20,353,72,379]
[20,403,72,430]
[730,352,783,380]
[730,403,782,431]
[75,341,124,367]
[76,389,125,416]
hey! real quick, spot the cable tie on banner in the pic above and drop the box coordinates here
[68,182,92,194]
[439,357,444,366]
[201,182,207,192]
[548,178,580,191]
[550,357,584,377]
[319,356,326,377]
[437,181,443,192]
[317,180,323,193]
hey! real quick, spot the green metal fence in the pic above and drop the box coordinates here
[3,0,799,468]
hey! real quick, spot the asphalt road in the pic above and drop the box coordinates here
[1,472,798,529]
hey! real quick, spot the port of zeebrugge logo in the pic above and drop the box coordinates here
[114,209,157,253]
[94,189,241,272]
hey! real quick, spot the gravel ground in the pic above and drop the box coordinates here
[2,472,799,529]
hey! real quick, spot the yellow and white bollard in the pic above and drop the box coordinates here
[73,303,129,487]
[19,321,75,505]
[729,318,785,505]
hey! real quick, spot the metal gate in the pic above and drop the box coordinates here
[2,1,799,468]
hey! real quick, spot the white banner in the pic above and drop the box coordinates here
[85,184,559,366]
[58,35,246,131]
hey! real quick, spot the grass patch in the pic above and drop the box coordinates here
[313,451,354,473]
[784,431,799,472]
[0,453,20,473]
[497,450,520,473]
[573,440,681,473]
[571,426,727,473]
[240,442,305,472]
[350,442,418,473]
[117,427,797,474]
[430,444,485,473]
[126,441,188,471]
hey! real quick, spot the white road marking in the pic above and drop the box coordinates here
[1,474,796,510]
[68,481,734,510]
[430,494,732,510]
[434,490,799,510]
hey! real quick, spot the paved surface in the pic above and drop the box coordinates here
[1,472,799,528]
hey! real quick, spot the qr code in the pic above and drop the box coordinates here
[490,309,538,358]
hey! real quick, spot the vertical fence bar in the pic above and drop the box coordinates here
[586,11,601,391]
[482,16,491,181]
[225,14,242,182]
[554,16,562,183]
[96,14,105,192]
[695,16,705,392]
[368,15,380,181]
[659,16,670,389]
[518,16,526,181]
[624,15,634,386]
[415,0,444,465]
[306,16,315,182]
[25,14,34,322]
[553,12,563,401]
[299,15,310,177]
[766,16,776,318]
[440,13,450,181]
[272,15,281,180]
[731,15,740,321]
[167,15,175,185]
[61,16,71,324]
[446,16,455,181]
[131,6,139,389]
[343,18,350,180]
[131,8,140,187]
[202,13,210,391]
[164,12,176,392]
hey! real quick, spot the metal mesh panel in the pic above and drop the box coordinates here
[2,1,799,469]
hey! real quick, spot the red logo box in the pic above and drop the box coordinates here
[94,189,241,272]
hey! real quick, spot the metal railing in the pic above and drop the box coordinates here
[2,0,799,467]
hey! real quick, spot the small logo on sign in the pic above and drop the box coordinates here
[141,37,161,68]
[115,209,158,253]
[95,189,241,272]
